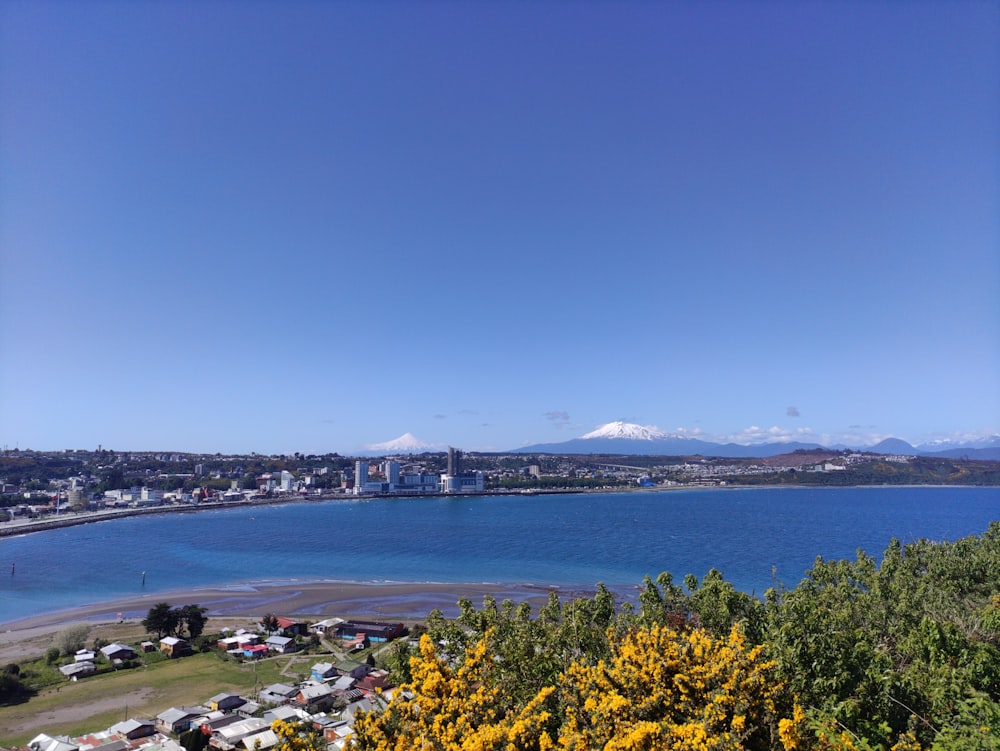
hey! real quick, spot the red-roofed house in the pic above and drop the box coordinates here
[275,618,306,636]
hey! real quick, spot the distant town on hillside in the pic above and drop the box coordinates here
[1,443,998,525]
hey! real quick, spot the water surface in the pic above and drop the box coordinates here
[0,486,995,623]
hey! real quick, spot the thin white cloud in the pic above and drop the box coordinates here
[669,427,703,438]
[544,410,573,429]
[913,429,999,447]
[712,425,821,445]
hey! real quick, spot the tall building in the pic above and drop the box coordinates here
[385,460,400,488]
[354,460,369,495]
[441,446,482,494]
[447,447,462,477]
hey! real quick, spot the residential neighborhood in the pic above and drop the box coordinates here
[14,615,412,751]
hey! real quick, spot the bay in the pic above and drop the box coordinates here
[0,486,996,624]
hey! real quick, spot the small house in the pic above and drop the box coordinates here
[28,734,78,751]
[238,728,277,750]
[310,661,337,682]
[101,643,137,662]
[236,631,262,648]
[358,669,391,692]
[108,718,156,741]
[207,692,246,712]
[59,661,96,680]
[265,635,297,654]
[309,617,344,634]
[159,636,191,658]
[333,658,370,680]
[293,682,334,713]
[274,617,307,636]
[341,696,376,724]
[329,674,356,693]
[210,717,269,748]
[194,712,242,736]
[243,644,268,659]
[262,705,306,724]
[334,620,405,642]
[259,683,299,706]
[235,699,261,718]
[157,707,209,735]
[312,716,350,744]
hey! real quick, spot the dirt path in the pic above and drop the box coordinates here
[2,687,154,737]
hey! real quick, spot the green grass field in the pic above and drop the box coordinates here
[0,651,306,746]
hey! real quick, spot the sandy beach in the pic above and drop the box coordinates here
[0,580,604,660]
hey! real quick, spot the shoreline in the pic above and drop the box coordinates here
[0,579,610,634]
[0,488,595,539]
[6,482,992,539]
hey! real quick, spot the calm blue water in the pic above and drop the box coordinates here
[0,486,996,624]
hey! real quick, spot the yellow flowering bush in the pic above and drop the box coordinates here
[350,623,804,751]
[556,623,793,750]
[350,631,560,751]
[270,719,324,751]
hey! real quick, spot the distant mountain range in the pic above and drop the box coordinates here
[511,421,1000,460]
[356,422,1000,460]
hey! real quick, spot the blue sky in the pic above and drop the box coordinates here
[1,1,998,455]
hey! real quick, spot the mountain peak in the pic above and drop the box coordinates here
[580,421,668,441]
[868,437,916,454]
[363,432,436,454]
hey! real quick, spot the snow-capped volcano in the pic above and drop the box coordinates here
[515,420,823,456]
[362,433,438,454]
[580,421,669,441]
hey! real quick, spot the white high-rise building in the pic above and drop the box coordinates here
[354,461,369,495]
[385,460,400,489]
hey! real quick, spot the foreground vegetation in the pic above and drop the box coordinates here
[351,524,1000,750]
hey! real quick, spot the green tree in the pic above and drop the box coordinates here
[143,602,180,638]
[179,727,209,751]
[179,604,208,639]
[55,623,91,656]
[0,667,31,706]
[765,524,1000,748]
[261,613,280,634]
[381,639,414,685]
[690,568,766,642]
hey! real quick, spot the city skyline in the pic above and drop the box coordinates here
[1,2,998,456]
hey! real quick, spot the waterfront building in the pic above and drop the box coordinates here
[440,472,485,494]
[447,447,462,476]
[354,461,369,495]
[385,460,400,487]
[396,472,439,493]
[440,447,483,493]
